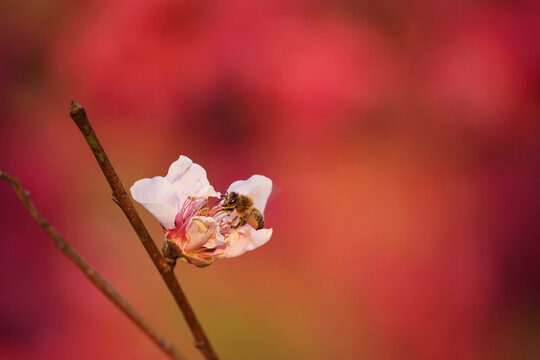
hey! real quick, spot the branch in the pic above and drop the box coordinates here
[69,102,219,360]
[0,171,187,360]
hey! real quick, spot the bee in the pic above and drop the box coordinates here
[220,192,264,230]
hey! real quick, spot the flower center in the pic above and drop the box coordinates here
[208,204,239,238]
[173,196,208,234]
[170,196,238,239]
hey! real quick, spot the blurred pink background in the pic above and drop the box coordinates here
[1,1,540,359]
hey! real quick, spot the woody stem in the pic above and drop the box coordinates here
[0,171,187,360]
[69,102,219,360]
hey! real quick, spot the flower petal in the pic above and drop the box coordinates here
[130,177,178,229]
[216,228,251,258]
[165,155,218,203]
[164,155,193,183]
[183,216,223,253]
[245,228,273,251]
[227,175,272,213]
[216,225,271,259]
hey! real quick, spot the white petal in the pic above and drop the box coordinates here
[227,175,272,213]
[217,228,252,258]
[130,177,178,229]
[165,155,218,203]
[202,225,225,249]
[216,226,271,259]
[183,216,223,252]
[165,155,193,183]
[245,228,273,251]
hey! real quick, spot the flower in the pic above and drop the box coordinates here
[213,175,273,259]
[130,155,272,267]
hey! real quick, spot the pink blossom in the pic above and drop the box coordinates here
[130,155,272,267]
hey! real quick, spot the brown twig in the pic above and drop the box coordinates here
[0,171,187,360]
[69,102,219,360]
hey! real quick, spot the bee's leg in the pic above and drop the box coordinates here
[231,216,246,229]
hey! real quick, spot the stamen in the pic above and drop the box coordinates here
[172,195,240,242]
[175,197,212,233]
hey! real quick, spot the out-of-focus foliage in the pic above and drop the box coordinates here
[1,1,539,359]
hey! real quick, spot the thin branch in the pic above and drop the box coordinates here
[0,171,187,360]
[69,102,219,360]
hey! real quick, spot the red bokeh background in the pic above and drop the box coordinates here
[1,1,539,359]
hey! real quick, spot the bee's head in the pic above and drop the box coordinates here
[221,192,239,210]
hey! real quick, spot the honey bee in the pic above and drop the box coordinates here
[220,192,264,230]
